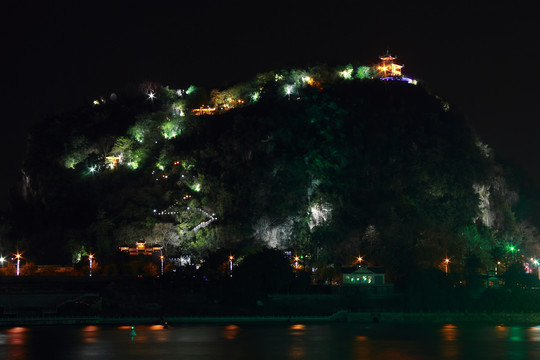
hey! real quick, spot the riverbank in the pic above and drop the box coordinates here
[3,311,540,327]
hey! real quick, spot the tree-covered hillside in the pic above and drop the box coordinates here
[2,64,538,282]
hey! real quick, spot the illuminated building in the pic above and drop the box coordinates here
[342,266,385,285]
[377,51,403,77]
[377,51,417,84]
[341,266,393,298]
[105,155,122,169]
[191,106,216,116]
[119,241,163,256]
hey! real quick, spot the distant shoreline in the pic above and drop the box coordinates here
[2,312,540,327]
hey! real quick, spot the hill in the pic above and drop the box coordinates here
[1,64,538,283]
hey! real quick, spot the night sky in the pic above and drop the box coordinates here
[3,1,539,210]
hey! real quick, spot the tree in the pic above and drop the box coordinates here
[146,223,181,255]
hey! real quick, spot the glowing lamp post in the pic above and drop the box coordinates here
[15,253,22,276]
[88,254,94,277]
[229,256,234,277]
[508,245,518,262]
[533,259,540,280]
[357,256,363,268]
[160,255,164,276]
[0,255,5,268]
[294,256,300,269]
[444,258,450,274]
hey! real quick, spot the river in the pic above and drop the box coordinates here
[2,322,540,359]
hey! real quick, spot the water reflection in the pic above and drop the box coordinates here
[378,344,424,360]
[495,325,509,340]
[222,324,239,340]
[289,324,306,336]
[4,327,28,360]
[507,326,527,360]
[290,324,306,331]
[353,334,373,359]
[440,324,459,360]
[528,326,540,341]
[6,327,28,345]
[287,324,307,359]
[288,344,306,359]
[440,324,458,341]
[509,326,524,342]
[2,323,540,359]
[81,325,100,343]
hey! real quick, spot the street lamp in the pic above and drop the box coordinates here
[228,255,234,277]
[0,255,5,268]
[532,258,540,280]
[88,254,94,277]
[508,244,518,262]
[357,256,363,268]
[160,255,164,276]
[15,253,22,276]
[444,258,450,274]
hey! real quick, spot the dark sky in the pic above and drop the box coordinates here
[3,1,539,210]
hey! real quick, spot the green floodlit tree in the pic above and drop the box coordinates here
[161,116,183,139]
[338,64,354,79]
[110,137,133,158]
[64,136,90,169]
[128,117,154,143]
[356,66,374,79]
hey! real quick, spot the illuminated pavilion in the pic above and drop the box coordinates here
[119,241,162,256]
[377,52,416,84]
[377,51,403,78]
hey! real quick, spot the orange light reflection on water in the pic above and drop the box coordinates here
[353,334,373,358]
[223,324,240,340]
[440,324,459,359]
[7,327,27,334]
[495,325,509,340]
[288,345,306,359]
[7,327,28,345]
[82,325,99,332]
[289,324,306,336]
[289,324,306,331]
[441,324,458,341]
[5,327,28,360]
[81,326,99,343]
[287,324,307,357]
[528,326,540,341]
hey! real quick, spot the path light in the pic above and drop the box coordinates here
[88,254,94,277]
[508,244,518,261]
[15,252,22,276]
[444,258,450,274]
[229,255,234,277]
